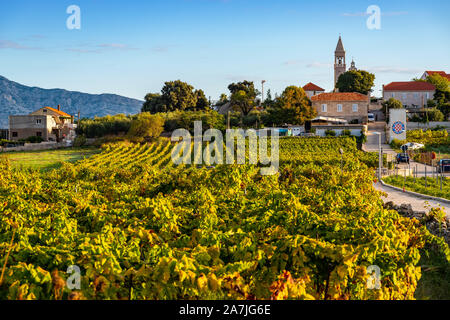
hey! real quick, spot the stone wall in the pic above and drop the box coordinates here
[0,141,69,152]
[384,201,450,244]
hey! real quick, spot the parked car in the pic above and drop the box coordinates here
[401,142,425,151]
[437,159,450,173]
[396,153,410,164]
[368,113,375,122]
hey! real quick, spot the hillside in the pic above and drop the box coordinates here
[0,75,143,128]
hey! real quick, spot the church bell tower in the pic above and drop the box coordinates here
[334,36,346,88]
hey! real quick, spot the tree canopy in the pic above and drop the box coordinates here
[142,80,210,113]
[336,70,375,95]
[127,112,164,142]
[228,81,259,116]
[382,98,404,110]
[265,86,316,126]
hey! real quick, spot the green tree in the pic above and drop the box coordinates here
[263,89,276,108]
[336,70,375,95]
[127,112,164,142]
[142,80,206,113]
[228,81,259,116]
[142,93,163,113]
[382,98,404,124]
[382,98,404,110]
[265,86,316,126]
[194,89,210,111]
[215,93,229,107]
[426,74,450,105]
[425,108,445,122]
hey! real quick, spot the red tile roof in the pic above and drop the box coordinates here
[425,71,450,81]
[383,81,436,91]
[303,82,325,92]
[311,92,368,102]
[44,107,72,117]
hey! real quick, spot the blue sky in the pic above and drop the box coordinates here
[0,0,449,101]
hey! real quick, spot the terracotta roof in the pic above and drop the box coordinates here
[303,82,325,92]
[424,71,450,80]
[311,92,368,102]
[383,81,436,91]
[43,107,72,117]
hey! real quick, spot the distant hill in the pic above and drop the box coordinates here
[0,75,143,128]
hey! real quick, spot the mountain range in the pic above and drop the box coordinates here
[0,75,144,128]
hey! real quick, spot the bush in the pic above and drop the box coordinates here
[426,108,445,122]
[76,114,134,138]
[163,110,225,133]
[127,113,165,142]
[73,135,87,147]
[390,138,405,149]
[325,129,336,137]
[342,129,352,136]
[20,136,44,144]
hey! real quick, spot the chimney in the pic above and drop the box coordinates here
[57,105,60,111]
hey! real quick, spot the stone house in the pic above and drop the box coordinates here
[9,105,75,142]
[303,82,325,99]
[382,82,436,109]
[310,92,370,124]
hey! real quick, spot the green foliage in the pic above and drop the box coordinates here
[228,81,259,116]
[425,108,445,122]
[76,114,133,138]
[142,80,210,113]
[325,129,336,137]
[426,74,450,105]
[127,113,164,142]
[336,70,375,94]
[20,136,44,144]
[342,130,352,136]
[390,138,404,149]
[162,110,225,133]
[383,98,404,110]
[73,135,87,147]
[383,176,449,200]
[0,137,447,300]
[265,86,316,126]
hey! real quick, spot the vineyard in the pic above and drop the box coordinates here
[0,137,448,300]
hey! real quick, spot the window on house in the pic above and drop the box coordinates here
[402,93,407,100]
[36,132,42,137]
[352,104,358,112]
[36,119,42,124]
[426,92,430,100]
[43,109,47,113]
[321,104,327,112]
[337,104,343,112]
[414,93,419,99]
[12,132,18,137]
[391,93,394,98]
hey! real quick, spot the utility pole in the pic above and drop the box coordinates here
[261,80,266,107]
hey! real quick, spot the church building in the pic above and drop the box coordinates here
[334,36,357,88]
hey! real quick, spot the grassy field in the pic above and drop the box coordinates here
[383,175,450,200]
[1,147,100,171]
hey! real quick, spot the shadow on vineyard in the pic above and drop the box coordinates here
[0,137,449,300]
[415,247,450,300]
